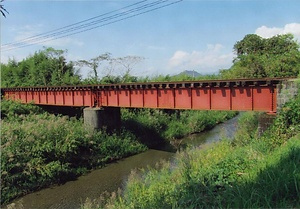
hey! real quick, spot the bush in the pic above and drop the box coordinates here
[122,108,237,144]
[1,99,43,118]
[1,112,146,204]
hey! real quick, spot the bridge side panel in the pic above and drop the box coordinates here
[63,91,73,106]
[175,88,192,109]
[100,90,108,106]
[211,87,231,110]
[40,91,47,104]
[231,87,253,111]
[253,86,274,112]
[158,89,175,109]
[73,90,84,106]
[33,92,40,104]
[118,89,131,107]
[47,91,56,105]
[27,91,34,103]
[107,90,118,106]
[191,88,210,110]
[84,90,94,107]
[55,91,64,105]
[144,89,158,108]
[20,91,27,103]
[130,89,144,108]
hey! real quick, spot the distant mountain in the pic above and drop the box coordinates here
[177,70,201,77]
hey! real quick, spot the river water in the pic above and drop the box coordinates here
[6,115,239,209]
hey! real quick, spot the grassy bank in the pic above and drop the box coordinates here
[90,93,300,208]
[0,101,147,204]
[121,108,237,147]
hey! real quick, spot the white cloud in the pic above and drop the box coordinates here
[168,44,233,74]
[255,23,300,39]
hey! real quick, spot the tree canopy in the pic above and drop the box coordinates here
[220,34,300,78]
[1,47,81,87]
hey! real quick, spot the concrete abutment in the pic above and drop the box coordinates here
[276,79,299,112]
[258,79,299,136]
[83,107,121,131]
[258,113,276,136]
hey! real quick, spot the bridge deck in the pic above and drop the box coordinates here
[1,78,288,112]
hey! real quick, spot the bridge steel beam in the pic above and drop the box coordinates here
[1,78,288,113]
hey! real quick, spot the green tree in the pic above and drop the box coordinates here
[220,34,300,78]
[1,47,81,87]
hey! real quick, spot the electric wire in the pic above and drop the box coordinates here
[8,0,168,47]
[2,0,182,51]
[2,0,173,50]
[2,0,149,47]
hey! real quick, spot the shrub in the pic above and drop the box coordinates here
[1,113,146,204]
[1,99,43,118]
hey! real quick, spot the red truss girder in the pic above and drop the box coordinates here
[2,78,284,112]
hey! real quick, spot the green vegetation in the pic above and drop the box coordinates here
[122,108,237,146]
[0,100,147,204]
[220,34,300,78]
[90,91,300,209]
[0,99,43,118]
[1,47,82,87]
[0,100,236,205]
[1,33,300,207]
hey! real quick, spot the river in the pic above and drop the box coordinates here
[5,115,239,209]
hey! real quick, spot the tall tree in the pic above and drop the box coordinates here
[109,55,144,82]
[76,53,111,80]
[1,47,80,87]
[220,34,300,78]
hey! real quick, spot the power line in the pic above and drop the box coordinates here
[7,0,168,48]
[2,0,182,51]
[2,0,149,47]
[2,0,176,50]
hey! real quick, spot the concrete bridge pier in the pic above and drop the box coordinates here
[83,107,121,131]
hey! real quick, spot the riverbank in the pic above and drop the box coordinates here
[0,100,236,205]
[0,108,146,205]
[93,93,300,209]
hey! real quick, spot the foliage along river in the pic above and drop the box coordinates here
[6,115,239,209]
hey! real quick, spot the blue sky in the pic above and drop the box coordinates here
[1,0,300,78]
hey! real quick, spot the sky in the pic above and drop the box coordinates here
[1,0,300,79]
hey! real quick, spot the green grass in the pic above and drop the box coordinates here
[0,102,147,204]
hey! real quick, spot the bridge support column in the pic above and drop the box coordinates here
[258,113,276,137]
[83,107,121,131]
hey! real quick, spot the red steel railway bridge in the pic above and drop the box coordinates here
[1,78,293,129]
[1,78,287,112]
